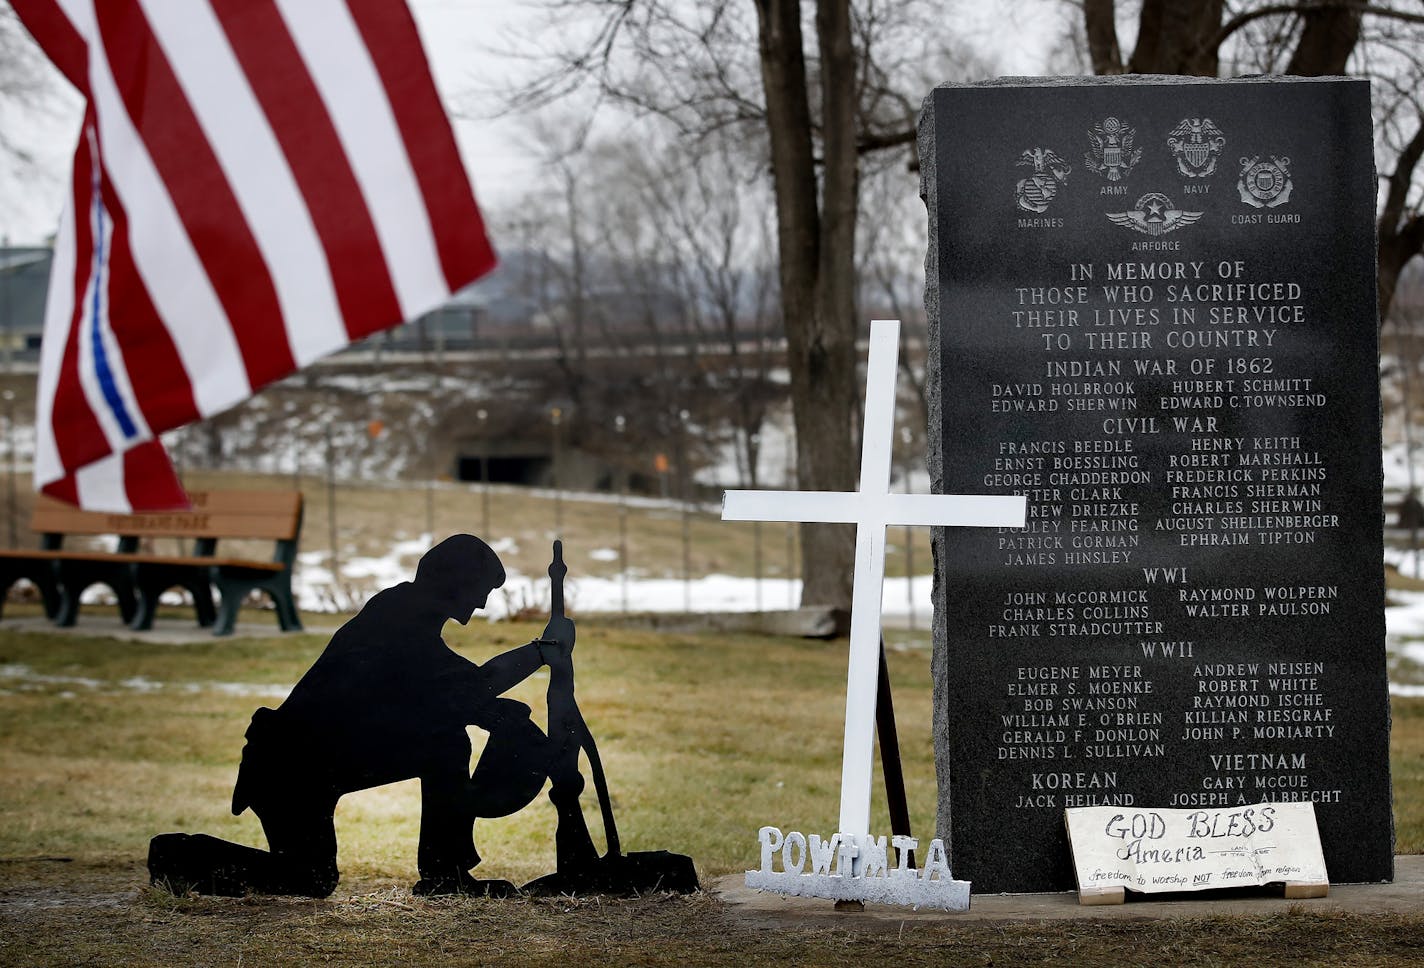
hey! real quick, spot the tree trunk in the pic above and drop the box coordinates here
[1379,121,1424,324]
[1102,1,1421,326]
[1083,0,1124,75]
[1286,4,1363,76]
[753,0,858,609]
[1128,0,1224,75]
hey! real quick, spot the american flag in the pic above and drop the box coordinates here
[14,0,496,511]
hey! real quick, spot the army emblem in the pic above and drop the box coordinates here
[1106,193,1204,236]
[1015,147,1071,213]
[1167,118,1225,177]
[1085,117,1141,181]
[1237,155,1293,208]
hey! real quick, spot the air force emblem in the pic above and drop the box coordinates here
[1015,147,1071,213]
[1167,118,1226,177]
[1085,117,1141,181]
[1238,155,1293,208]
[1107,193,1204,236]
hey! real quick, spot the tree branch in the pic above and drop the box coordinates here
[856,127,915,154]
[1083,0,1125,73]
[1206,2,1424,59]
[1383,119,1424,233]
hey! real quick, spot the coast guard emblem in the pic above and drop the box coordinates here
[1085,117,1141,181]
[1015,147,1071,213]
[1237,156,1293,208]
[1167,118,1225,177]
[1106,193,1203,236]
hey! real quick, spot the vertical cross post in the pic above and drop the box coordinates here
[722,320,1025,840]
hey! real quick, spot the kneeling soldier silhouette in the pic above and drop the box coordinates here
[149,535,695,898]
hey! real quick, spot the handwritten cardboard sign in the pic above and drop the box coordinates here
[1065,802,1327,904]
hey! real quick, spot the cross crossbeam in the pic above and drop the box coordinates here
[722,319,1026,839]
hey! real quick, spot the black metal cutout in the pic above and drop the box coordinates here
[148,536,697,898]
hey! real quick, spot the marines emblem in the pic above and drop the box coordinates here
[1237,156,1293,208]
[1167,118,1226,177]
[1015,147,1071,213]
[1085,117,1141,181]
[1106,193,1204,236]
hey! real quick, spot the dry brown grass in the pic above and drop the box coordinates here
[1,613,1422,964]
[2,858,1423,967]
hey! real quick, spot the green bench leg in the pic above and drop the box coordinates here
[131,570,218,631]
[53,562,137,627]
[211,570,301,637]
[0,562,62,621]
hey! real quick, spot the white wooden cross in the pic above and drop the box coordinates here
[722,319,1026,841]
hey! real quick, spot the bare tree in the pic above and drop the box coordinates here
[1066,0,1424,325]
[857,153,932,433]
[1,2,78,245]
[0,4,52,161]
[591,132,783,487]
[501,0,969,608]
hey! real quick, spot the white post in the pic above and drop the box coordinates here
[722,320,1026,844]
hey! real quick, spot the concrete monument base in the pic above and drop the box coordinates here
[718,855,1424,924]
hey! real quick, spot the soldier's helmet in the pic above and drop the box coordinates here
[414,534,507,623]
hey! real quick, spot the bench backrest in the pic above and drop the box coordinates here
[31,491,303,542]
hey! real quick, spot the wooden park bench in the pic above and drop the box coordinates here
[0,490,304,636]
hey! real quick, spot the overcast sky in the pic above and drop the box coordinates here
[0,0,1062,246]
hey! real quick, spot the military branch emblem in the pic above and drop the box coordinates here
[1014,147,1071,213]
[1167,118,1226,177]
[1085,117,1141,181]
[1106,193,1204,236]
[1237,155,1293,208]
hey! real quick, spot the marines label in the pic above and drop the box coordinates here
[1015,147,1071,213]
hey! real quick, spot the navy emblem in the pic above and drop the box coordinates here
[1167,118,1225,177]
[1085,117,1141,181]
[1015,147,1071,213]
[1106,193,1204,236]
[1237,155,1293,208]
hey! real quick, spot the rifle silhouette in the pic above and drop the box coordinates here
[525,539,697,895]
[545,540,621,859]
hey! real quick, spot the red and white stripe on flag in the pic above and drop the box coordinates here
[14,0,496,511]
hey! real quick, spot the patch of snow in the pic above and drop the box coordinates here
[1386,589,1424,642]
[290,536,941,622]
[0,663,102,689]
[187,681,290,700]
[472,572,935,621]
[0,663,289,699]
[1382,438,1421,495]
[695,407,797,489]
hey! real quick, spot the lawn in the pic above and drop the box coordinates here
[1,620,1422,965]
[0,619,930,883]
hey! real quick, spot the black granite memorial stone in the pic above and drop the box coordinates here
[921,77,1391,894]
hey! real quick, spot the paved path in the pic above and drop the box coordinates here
[715,854,1424,922]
